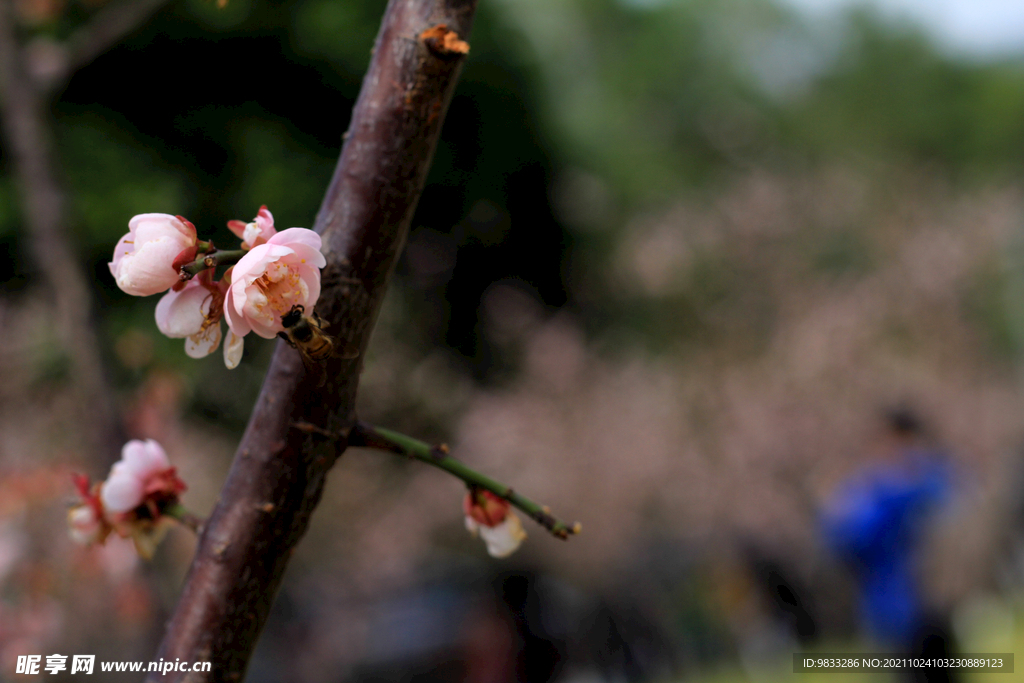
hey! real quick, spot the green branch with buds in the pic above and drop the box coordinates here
[343,421,582,540]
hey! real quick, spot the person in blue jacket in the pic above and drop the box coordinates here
[822,408,957,683]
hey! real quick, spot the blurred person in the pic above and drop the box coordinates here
[821,408,958,683]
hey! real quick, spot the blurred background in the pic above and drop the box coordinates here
[5,0,1024,681]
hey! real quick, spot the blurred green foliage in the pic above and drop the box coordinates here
[3,0,1024,420]
[290,0,382,74]
[780,12,1024,170]
[60,112,186,253]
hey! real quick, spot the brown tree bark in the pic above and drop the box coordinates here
[147,1,477,680]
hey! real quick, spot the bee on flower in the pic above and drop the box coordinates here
[108,207,325,370]
[222,228,326,340]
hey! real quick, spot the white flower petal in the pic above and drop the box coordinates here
[242,222,261,248]
[155,281,210,338]
[118,441,150,475]
[142,439,171,472]
[477,513,527,558]
[185,322,222,359]
[224,330,244,369]
[100,472,144,514]
[119,439,169,478]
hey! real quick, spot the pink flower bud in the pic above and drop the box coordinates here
[100,439,178,514]
[227,205,277,250]
[109,214,197,296]
[463,490,527,558]
[120,439,170,479]
[463,489,510,526]
[71,446,185,559]
[100,467,145,514]
[223,228,326,339]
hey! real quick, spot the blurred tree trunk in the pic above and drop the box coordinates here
[0,0,117,463]
[147,0,477,680]
[0,0,169,464]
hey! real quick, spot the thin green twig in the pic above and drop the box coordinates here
[348,421,581,540]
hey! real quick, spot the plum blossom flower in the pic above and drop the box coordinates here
[109,214,197,296]
[224,228,326,339]
[70,441,187,559]
[100,439,183,514]
[463,489,527,558]
[154,270,243,368]
[227,205,277,250]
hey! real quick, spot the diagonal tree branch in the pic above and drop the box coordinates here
[27,0,174,93]
[148,1,478,680]
[65,0,171,75]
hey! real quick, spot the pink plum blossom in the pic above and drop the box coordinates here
[109,214,197,296]
[223,228,326,339]
[70,443,186,559]
[154,271,243,367]
[463,490,527,558]
[100,439,176,514]
[227,205,277,250]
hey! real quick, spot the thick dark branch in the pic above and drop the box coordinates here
[148,1,478,680]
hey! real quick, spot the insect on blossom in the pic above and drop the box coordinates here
[109,207,324,369]
[223,228,326,339]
